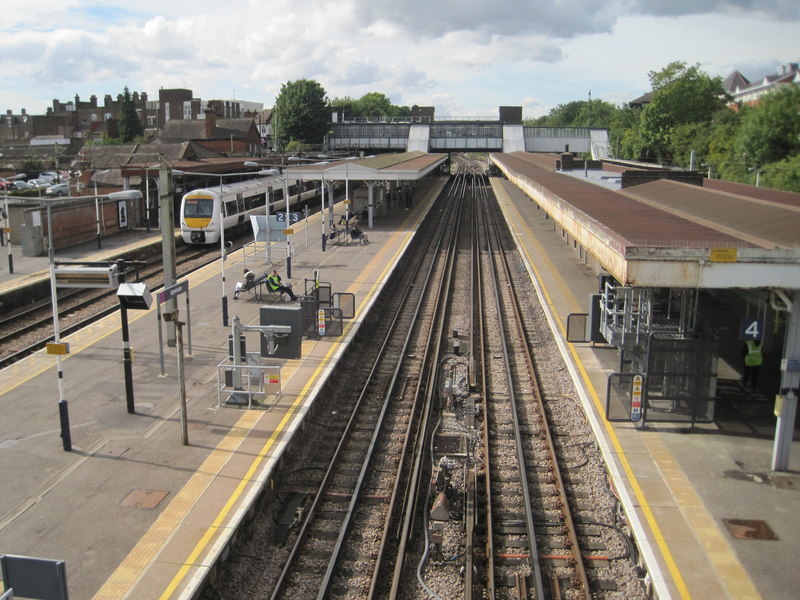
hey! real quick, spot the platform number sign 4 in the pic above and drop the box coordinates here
[739,317,763,341]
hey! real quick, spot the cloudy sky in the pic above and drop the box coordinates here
[0,1,797,119]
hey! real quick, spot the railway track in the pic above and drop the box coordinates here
[201,156,649,599]
[0,241,227,368]
[268,174,462,600]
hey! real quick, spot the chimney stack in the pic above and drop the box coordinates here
[205,108,217,139]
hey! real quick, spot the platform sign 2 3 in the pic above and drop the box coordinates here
[739,317,763,341]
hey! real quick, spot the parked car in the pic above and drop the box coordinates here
[45,182,70,196]
[39,171,59,182]
[1,174,27,190]
[27,178,51,189]
[11,180,32,190]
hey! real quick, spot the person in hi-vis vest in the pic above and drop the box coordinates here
[742,339,763,390]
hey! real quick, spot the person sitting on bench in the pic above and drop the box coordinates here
[267,269,298,301]
[234,268,256,300]
[326,224,338,241]
[350,224,367,245]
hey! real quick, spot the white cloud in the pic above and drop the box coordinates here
[0,0,796,118]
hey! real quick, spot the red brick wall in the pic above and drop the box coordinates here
[47,199,125,249]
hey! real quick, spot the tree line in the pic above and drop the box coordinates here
[527,61,800,192]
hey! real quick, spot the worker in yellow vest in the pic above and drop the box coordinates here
[742,339,763,390]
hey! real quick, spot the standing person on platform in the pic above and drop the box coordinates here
[267,269,298,301]
[742,339,763,390]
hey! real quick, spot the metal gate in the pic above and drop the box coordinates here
[605,333,718,426]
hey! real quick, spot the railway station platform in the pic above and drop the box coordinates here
[1,167,799,600]
[0,177,446,599]
[493,177,800,600]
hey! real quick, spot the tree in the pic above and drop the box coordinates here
[762,154,800,192]
[273,79,330,151]
[706,108,743,180]
[638,62,730,163]
[330,97,355,120]
[353,92,394,117]
[331,92,411,119]
[734,85,800,170]
[609,105,642,159]
[119,86,143,143]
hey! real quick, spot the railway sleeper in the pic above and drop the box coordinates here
[551,574,617,592]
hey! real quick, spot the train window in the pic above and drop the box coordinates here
[224,200,236,217]
[185,197,214,218]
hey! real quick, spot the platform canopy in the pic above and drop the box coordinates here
[283,151,448,183]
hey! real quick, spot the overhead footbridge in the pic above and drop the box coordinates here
[325,114,610,157]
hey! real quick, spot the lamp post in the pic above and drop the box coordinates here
[93,169,111,248]
[46,202,71,450]
[283,173,293,276]
[172,166,274,327]
[3,192,12,274]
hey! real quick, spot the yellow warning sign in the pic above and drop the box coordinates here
[283,229,294,235]
[709,248,737,262]
[46,343,71,355]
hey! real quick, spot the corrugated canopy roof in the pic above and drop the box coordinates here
[283,151,447,182]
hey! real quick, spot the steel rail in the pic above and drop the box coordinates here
[332,180,456,600]
[385,177,465,600]
[486,183,593,599]
[479,174,545,599]
[268,183,451,600]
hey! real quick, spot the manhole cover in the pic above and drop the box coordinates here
[722,519,778,540]
[773,475,799,490]
[120,489,169,509]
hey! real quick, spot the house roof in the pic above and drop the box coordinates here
[159,121,208,142]
[78,141,222,169]
[723,70,750,93]
[628,92,652,107]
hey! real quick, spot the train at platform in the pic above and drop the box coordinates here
[180,175,321,244]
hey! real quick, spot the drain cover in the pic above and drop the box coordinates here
[722,519,778,540]
[120,489,169,509]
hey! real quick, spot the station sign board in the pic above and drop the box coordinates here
[158,280,188,304]
[739,317,763,341]
[275,212,300,224]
